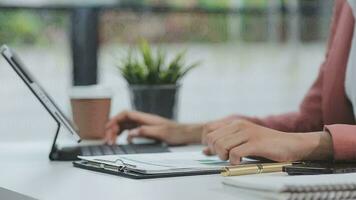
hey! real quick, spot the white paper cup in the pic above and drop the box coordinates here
[69,85,112,139]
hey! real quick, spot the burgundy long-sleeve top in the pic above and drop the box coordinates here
[241,0,356,160]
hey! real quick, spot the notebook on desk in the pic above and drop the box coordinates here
[223,173,356,200]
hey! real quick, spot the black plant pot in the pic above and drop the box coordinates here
[128,84,180,119]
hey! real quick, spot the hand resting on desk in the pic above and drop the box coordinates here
[104,110,333,164]
[202,120,333,164]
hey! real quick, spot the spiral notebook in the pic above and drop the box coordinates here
[223,173,356,200]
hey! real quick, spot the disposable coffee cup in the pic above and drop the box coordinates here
[69,85,112,140]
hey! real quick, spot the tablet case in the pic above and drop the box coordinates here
[73,160,221,179]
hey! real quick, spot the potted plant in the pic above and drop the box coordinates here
[117,40,199,119]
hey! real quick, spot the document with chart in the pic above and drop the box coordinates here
[78,151,228,173]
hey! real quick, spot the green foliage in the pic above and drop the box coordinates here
[198,0,230,9]
[118,40,200,85]
[241,0,268,8]
[0,11,66,45]
[0,11,42,44]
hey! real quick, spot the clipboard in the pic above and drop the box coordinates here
[72,151,264,179]
[73,160,221,179]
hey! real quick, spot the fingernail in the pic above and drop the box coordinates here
[203,148,209,155]
[129,128,139,136]
[104,138,109,145]
[104,132,110,140]
[127,137,132,143]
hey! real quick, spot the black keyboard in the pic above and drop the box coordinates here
[54,143,170,161]
[79,143,170,156]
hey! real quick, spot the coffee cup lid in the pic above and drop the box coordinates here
[69,85,112,99]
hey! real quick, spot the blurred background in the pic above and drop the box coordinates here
[0,0,333,142]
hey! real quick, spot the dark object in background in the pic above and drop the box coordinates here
[129,85,179,119]
[283,162,356,175]
[71,8,99,86]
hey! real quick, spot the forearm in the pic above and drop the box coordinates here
[180,123,204,144]
[238,112,324,133]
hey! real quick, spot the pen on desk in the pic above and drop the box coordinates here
[221,162,293,177]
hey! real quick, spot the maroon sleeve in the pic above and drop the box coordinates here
[325,125,356,160]
[235,1,356,161]
[237,64,324,133]
[236,0,343,133]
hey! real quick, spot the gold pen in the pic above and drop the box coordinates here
[221,162,293,177]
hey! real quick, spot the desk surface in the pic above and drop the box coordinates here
[0,141,282,200]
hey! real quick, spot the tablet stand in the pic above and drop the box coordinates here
[49,121,61,160]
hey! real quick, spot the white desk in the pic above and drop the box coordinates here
[0,141,275,200]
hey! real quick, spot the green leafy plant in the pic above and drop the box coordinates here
[118,40,200,85]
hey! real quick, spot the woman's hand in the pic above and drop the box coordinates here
[104,110,203,145]
[201,115,239,145]
[204,120,333,164]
